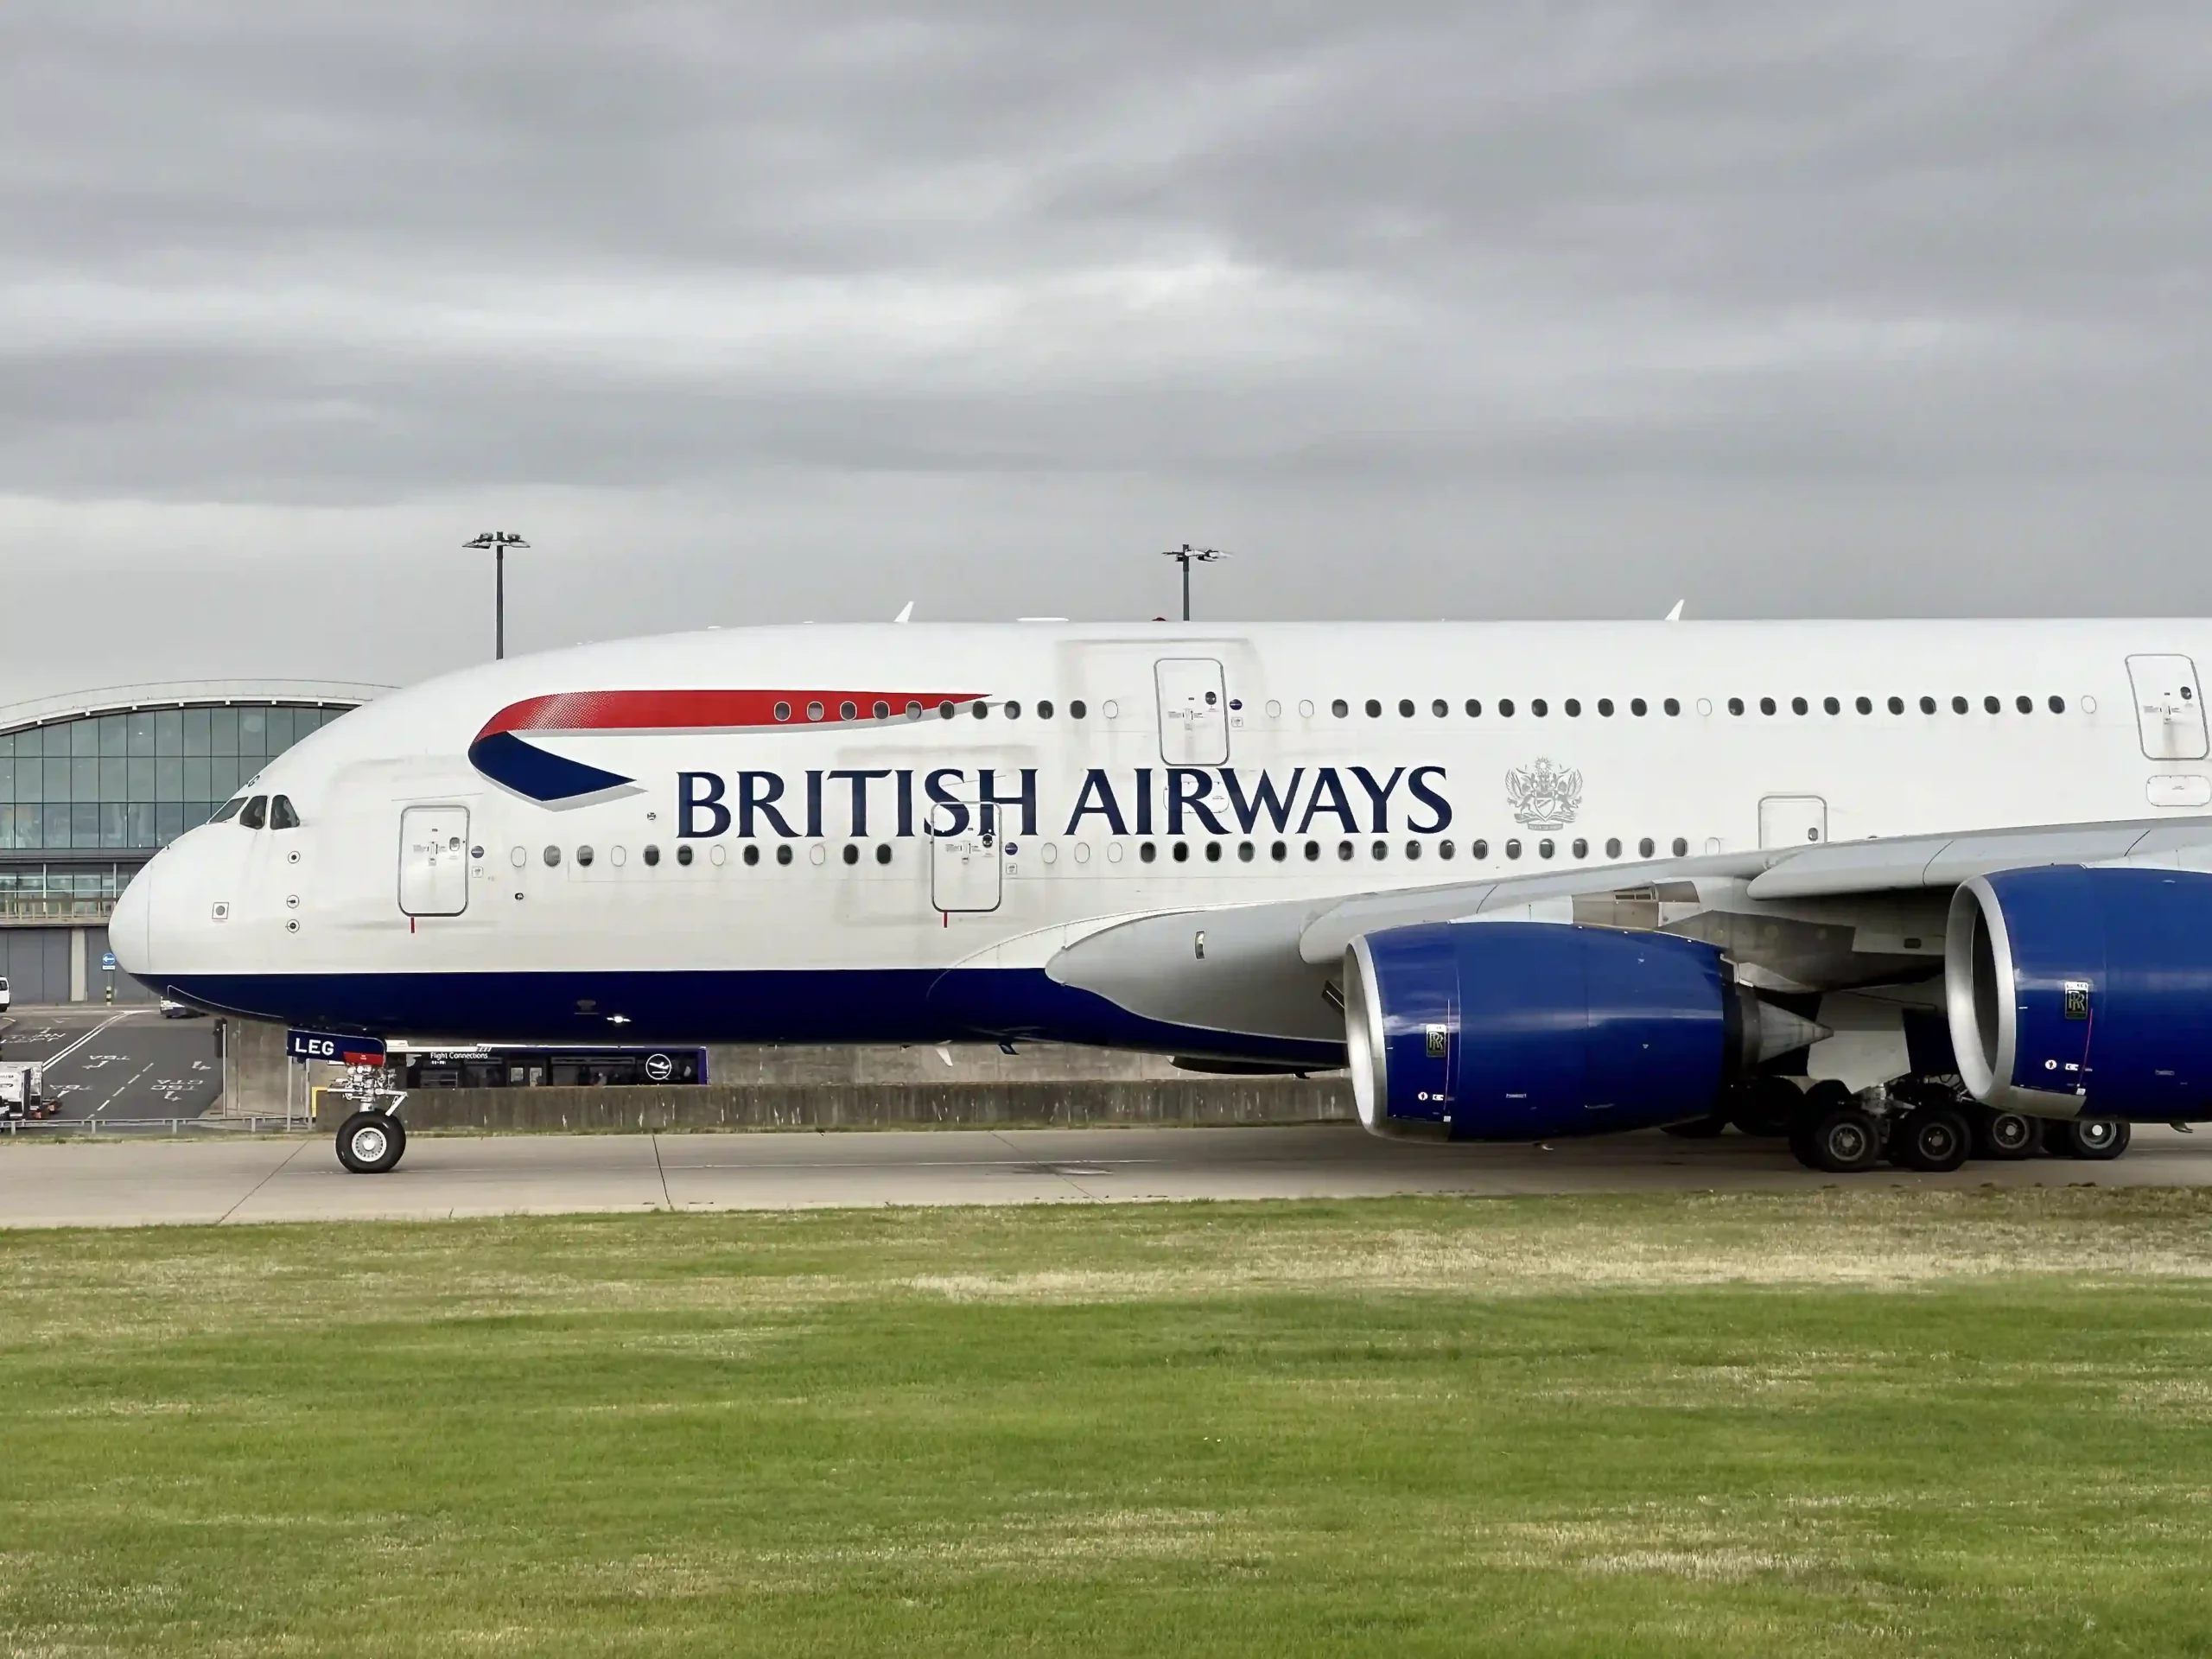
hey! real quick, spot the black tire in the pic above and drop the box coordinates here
[1796,1104,1883,1173]
[2050,1118,2131,1161]
[336,1110,406,1174]
[1972,1108,2040,1160]
[1897,1106,1972,1173]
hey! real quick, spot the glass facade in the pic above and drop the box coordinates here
[0,703,345,851]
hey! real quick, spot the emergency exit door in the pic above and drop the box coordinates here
[1758,795,1827,849]
[1156,658,1229,765]
[929,796,1001,912]
[398,805,470,916]
[2126,655,2209,760]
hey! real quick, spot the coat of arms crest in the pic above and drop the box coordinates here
[1505,759,1583,830]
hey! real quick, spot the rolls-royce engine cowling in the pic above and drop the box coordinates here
[1344,921,1821,1141]
[1946,866,2212,1121]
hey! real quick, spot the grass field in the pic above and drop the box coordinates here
[7,1189,2212,1656]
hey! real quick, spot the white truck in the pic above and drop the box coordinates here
[0,1061,48,1121]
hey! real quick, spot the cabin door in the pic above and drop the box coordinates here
[2126,655,2209,760]
[1156,658,1230,765]
[398,805,470,916]
[1758,795,1827,849]
[929,791,1001,913]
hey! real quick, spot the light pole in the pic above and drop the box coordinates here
[464,531,530,658]
[1159,543,1227,622]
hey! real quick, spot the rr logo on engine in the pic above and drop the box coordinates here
[2063,981,2092,1020]
[1424,1026,1448,1058]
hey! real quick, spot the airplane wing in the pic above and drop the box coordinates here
[1045,816,2212,1046]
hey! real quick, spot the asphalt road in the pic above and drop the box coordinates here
[0,1007,223,1125]
[3,1121,2210,1229]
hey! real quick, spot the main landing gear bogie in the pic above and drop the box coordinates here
[1775,1077,2131,1174]
[336,1109,407,1174]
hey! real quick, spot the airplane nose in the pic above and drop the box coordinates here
[111,860,154,980]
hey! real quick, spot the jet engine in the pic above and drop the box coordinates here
[1946,866,2212,1120]
[1344,922,1824,1141]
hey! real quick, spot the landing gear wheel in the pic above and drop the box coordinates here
[1973,1109,2040,1160]
[2050,1118,2131,1161]
[1894,1107,1971,1173]
[337,1110,406,1174]
[1793,1104,1883,1173]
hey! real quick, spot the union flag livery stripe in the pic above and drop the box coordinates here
[468,689,985,804]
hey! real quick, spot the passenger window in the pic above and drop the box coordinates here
[874,701,891,720]
[1572,837,1587,858]
[1005,702,1022,720]
[575,845,594,868]
[2015,695,2031,714]
[211,797,246,823]
[1760,697,1777,715]
[1728,698,1745,716]
[1856,696,1872,715]
[807,701,825,721]
[543,844,561,867]
[1597,699,1614,716]
[1663,698,1681,716]
[1270,841,1287,861]
[1070,701,1087,719]
[777,844,794,865]
[1983,695,2000,715]
[1332,699,1350,718]
[1365,699,1382,718]
[1173,842,1190,862]
[1236,842,1253,862]
[1791,696,1808,715]
[1531,699,1548,717]
[1498,699,1516,717]
[1372,840,1388,860]
[1465,699,1482,716]
[677,845,694,866]
[972,702,989,720]
[744,845,760,866]
[875,843,893,864]
[1304,840,1320,861]
[1628,699,1644,717]
[1338,841,1354,861]
[1431,699,1447,717]
[1505,838,1522,860]
[1471,838,1487,858]
[2049,696,2066,713]
[1671,836,1688,857]
[1398,699,1414,717]
[1920,696,1937,715]
[1039,701,1055,719]
[1439,838,1455,859]
[1605,837,1621,858]
[840,701,857,721]
[644,845,660,867]
[774,702,791,721]
[1639,837,1655,858]
[1951,696,1968,715]
[240,795,268,829]
[1539,838,1555,859]
[842,844,860,865]
[1405,840,1421,860]
[1822,696,1840,715]
[1140,842,1158,863]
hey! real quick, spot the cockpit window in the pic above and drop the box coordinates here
[239,795,268,830]
[270,795,300,830]
[211,797,247,823]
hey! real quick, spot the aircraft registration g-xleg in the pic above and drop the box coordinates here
[109,620,2212,1176]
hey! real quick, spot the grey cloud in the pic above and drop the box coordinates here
[3,1,2211,702]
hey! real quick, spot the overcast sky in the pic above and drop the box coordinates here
[3,1,2209,702]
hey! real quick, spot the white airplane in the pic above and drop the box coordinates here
[110,620,2212,1177]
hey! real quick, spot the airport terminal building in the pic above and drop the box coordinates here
[0,680,385,1004]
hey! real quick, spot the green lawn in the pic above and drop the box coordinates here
[7,1189,2212,1656]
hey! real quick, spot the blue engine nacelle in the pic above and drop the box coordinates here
[1946,866,2212,1121]
[1345,921,1798,1141]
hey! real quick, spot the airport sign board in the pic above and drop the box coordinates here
[287,1029,387,1065]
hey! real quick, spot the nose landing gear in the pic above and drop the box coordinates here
[336,1108,407,1173]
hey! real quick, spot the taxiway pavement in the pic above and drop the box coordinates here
[3,1122,2211,1229]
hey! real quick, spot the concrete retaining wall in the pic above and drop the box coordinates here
[375,1076,1354,1133]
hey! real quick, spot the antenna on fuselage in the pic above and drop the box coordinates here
[894,601,915,623]
[1665,599,1686,621]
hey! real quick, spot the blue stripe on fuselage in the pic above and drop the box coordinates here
[152,967,1346,1067]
